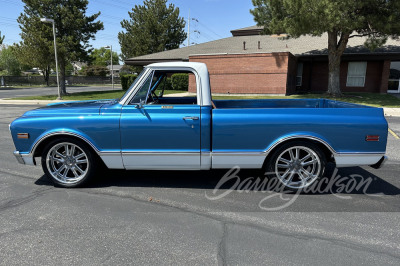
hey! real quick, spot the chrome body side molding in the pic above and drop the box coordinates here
[18,132,385,170]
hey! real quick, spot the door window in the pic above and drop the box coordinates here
[146,70,197,105]
[130,71,153,104]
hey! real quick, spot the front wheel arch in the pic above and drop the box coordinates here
[33,134,99,159]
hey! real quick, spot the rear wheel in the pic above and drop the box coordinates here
[266,141,326,191]
[41,138,97,188]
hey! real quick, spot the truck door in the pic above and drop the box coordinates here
[120,70,201,170]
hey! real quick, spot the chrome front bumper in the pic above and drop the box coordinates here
[13,151,35,165]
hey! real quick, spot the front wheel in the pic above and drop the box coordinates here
[41,138,97,188]
[266,141,326,191]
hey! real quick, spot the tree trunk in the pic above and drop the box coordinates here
[327,31,350,97]
[43,66,50,86]
[327,52,341,96]
[59,57,67,96]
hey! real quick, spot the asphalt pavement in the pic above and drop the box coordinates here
[0,85,122,99]
[0,105,400,265]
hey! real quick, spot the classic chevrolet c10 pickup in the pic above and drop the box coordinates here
[10,62,388,189]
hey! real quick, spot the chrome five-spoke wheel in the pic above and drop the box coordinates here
[46,142,89,184]
[42,138,96,187]
[267,141,326,191]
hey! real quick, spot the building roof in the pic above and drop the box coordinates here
[231,25,264,36]
[125,26,400,65]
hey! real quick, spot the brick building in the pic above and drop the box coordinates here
[125,26,400,95]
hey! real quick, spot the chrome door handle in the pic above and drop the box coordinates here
[183,116,199,120]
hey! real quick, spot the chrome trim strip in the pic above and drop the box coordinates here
[264,135,337,155]
[30,131,101,156]
[122,152,199,155]
[212,152,265,156]
[121,151,200,155]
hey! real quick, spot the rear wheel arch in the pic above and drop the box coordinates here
[263,137,335,169]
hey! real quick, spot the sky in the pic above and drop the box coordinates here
[0,0,256,62]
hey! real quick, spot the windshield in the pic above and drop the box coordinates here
[118,69,147,101]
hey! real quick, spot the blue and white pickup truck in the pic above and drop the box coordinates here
[10,62,388,190]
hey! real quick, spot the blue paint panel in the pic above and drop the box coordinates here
[10,100,122,153]
[120,105,201,152]
[212,100,387,154]
[200,106,212,152]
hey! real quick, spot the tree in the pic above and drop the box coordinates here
[0,45,22,76]
[18,0,103,97]
[89,47,119,67]
[118,0,186,60]
[15,27,54,85]
[251,0,400,96]
[0,31,4,45]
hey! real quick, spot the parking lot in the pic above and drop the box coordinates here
[1,104,400,265]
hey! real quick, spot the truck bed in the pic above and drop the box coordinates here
[213,99,369,109]
[211,99,387,157]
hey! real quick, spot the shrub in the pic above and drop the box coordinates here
[171,73,188,91]
[120,74,138,90]
[159,77,173,91]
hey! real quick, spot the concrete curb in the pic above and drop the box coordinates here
[1,98,400,117]
[384,108,400,117]
[0,99,66,105]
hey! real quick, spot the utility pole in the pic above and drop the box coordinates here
[41,18,61,100]
[187,9,190,46]
[103,45,114,90]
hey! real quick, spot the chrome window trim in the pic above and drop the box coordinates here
[119,68,152,106]
[121,66,202,106]
[143,70,155,105]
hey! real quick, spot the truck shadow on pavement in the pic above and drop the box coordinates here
[34,164,400,196]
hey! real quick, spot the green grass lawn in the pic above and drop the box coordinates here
[10,90,186,101]
[8,90,400,108]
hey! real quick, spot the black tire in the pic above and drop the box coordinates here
[41,137,98,188]
[266,141,326,192]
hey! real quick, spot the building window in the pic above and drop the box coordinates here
[346,62,367,87]
[296,62,303,86]
[388,61,400,92]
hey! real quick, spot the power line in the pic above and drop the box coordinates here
[197,21,224,39]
